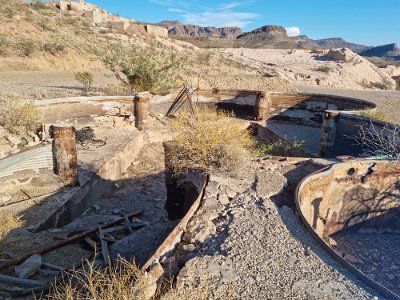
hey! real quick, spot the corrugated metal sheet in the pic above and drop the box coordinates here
[0,144,53,179]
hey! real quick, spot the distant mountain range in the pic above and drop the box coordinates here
[158,21,399,61]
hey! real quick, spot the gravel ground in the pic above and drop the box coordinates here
[332,229,400,295]
[171,159,385,300]
[294,84,400,124]
[0,71,119,99]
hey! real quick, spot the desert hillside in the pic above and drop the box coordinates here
[219,47,398,90]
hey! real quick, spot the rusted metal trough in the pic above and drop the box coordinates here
[296,160,400,299]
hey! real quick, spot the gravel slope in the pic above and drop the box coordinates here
[170,159,385,299]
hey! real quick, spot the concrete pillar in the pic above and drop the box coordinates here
[254,91,271,121]
[50,126,79,186]
[134,95,149,131]
[320,111,339,157]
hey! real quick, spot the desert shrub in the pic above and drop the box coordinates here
[30,0,49,10]
[99,83,132,96]
[0,214,23,240]
[75,71,94,94]
[258,138,308,157]
[42,39,66,55]
[315,65,331,73]
[356,122,400,159]
[18,38,36,57]
[0,94,41,135]
[358,110,386,122]
[0,35,8,56]
[2,5,16,18]
[103,42,185,94]
[48,257,155,300]
[169,107,253,174]
[35,16,56,31]
[395,77,400,90]
[361,78,392,90]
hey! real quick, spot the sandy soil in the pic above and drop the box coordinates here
[219,48,397,90]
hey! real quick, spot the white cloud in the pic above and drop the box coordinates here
[181,11,258,28]
[150,0,258,28]
[285,26,301,37]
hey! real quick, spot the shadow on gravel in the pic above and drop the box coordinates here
[272,161,384,298]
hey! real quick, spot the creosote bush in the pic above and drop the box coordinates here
[75,71,94,94]
[315,65,331,73]
[169,106,253,174]
[0,94,41,135]
[103,42,185,94]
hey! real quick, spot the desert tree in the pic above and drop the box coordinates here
[75,71,94,94]
[102,41,185,94]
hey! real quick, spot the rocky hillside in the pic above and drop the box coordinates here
[314,38,370,53]
[360,43,400,60]
[158,20,243,39]
[236,25,297,48]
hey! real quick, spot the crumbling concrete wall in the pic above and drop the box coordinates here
[297,160,400,238]
[320,112,395,158]
[144,24,168,37]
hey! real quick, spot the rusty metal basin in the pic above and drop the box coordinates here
[296,160,400,299]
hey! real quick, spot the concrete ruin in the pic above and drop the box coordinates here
[54,0,168,37]
[296,160,400,299]
[0,91,399,298]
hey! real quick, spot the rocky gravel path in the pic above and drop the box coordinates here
[171,159,385,299]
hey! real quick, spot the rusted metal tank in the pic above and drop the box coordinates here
[296,160,400,299]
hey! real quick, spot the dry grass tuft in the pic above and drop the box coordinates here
[358,110,387,122]
[169,106,253,174]
[0,214,24,239]
[47,257,154,300]
[0,94,41,135]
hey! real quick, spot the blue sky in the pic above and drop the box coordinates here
[88,0,399,46]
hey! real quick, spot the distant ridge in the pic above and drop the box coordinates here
[360,43,400,60]
[157,21,243,39]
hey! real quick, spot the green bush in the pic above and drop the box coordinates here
[258,139,308,157]
[103,42,185,94]
[395,78,400,90]
[75,71,94,94]
[361,78,392,90]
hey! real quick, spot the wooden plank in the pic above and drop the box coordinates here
[98,228,111,266]
[0,274,45,287]
[124,216,134,234]
[0,211,142,271]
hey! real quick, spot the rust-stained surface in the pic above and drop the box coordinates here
[297,160,400,237]
[296,160,400,299]
[50,126,78,187]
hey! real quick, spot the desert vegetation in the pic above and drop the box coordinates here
[358,110,386,122]
[258,138,308,157]
[0,94,41,135]
[357,122,400,159]
[103,42,185,94]
[315,65,332,73]
[169,107,253,174]
[75,71,94,94]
